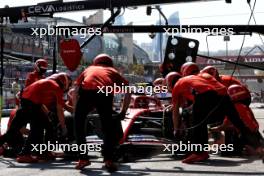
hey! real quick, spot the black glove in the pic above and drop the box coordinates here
[173,129,182,140]
[181,108,192,118]
[112,111,126,120]
[119,111,127,120]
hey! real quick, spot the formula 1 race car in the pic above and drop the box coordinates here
[1,94,182,160]
[63,94,181,161]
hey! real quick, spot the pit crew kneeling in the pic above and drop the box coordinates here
[171,62,263,163]
[0,72,71,163]
[210,84,263,156]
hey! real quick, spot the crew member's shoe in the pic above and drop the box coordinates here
[104,160,118,173]
[16,155,38,163]
[36,152,56,162]
[75,159,91,170]
[182,152,209,164]
[256,147,264,157]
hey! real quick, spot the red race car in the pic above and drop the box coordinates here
[83,94,176,161]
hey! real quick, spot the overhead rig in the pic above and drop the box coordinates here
[0,0,263,72]
[0,0,227,23]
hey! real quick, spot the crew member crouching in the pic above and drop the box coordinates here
[0,73,71,163]
[172,62,263,163]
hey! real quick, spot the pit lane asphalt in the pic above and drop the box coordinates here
[0,103,263,176]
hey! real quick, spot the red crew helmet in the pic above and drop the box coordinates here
[180,62,200,77]
[227,84,251,103]
[34,59,48,73]
[165,72,182,92]
[153,78,164,86]
[48,72,72,92]
[93,54,113,67]
[200,66,220,81]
